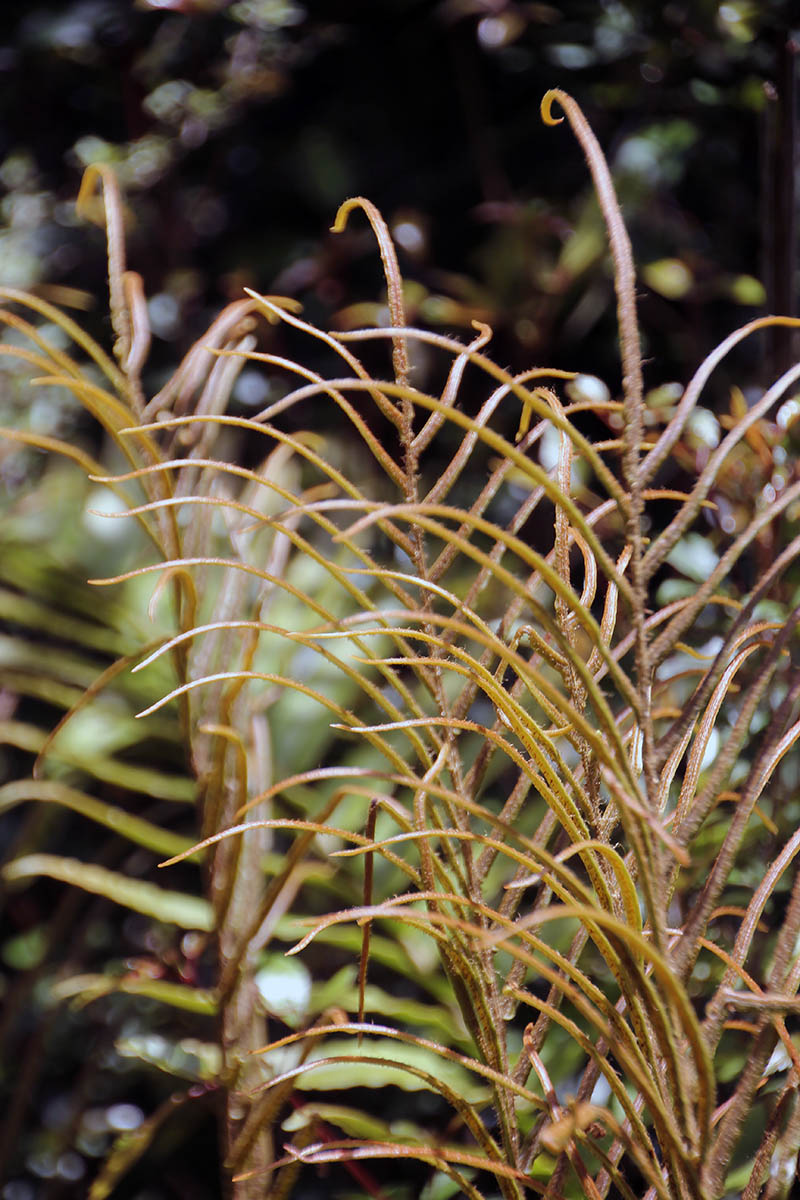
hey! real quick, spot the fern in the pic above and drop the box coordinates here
[2,91,800,1200]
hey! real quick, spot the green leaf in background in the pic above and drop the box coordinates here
[0,718,195,801]
[282,1102,393,1141]
[420,1170,475,1200]
[296,1038,490,1103]
[311,966,467,1045]
[665,532,720,582]
[115,1034,222,1082]
[728,274,766,305]
[1,924,48,970]
[53,972,217,1015]
[642,257,693,299]
[254,953,312,1028]
[0,779,197,859]
[3,855,214,930]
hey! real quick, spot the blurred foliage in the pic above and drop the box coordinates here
[0,0,796,396]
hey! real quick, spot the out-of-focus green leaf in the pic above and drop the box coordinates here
[311,967,466,1044]
[729,274,766,305]
[0,669,84,709]
[420,1170,473,1200]
[282,922,453,1006]
[282,1102,392,1141]
[3,854,213,929]
[297,1038,490,1103]
[722,1161,757,1195]
[116,1034,222,1081]
[665,532,720,582]
[0,779,197,858]
[255,953,312,1028]
[0,585,133,655]
[559,209,605,276]
[642,257,693,298]
[1,924,48,970]
[0,720,195,801]
[53,972,217,1014]
[0,632,105,688]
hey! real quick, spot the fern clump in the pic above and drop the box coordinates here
[2,91,800,1200]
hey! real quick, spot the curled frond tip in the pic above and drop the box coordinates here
[330,195,371,235]
[541,89,566,126]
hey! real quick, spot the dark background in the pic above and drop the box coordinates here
[0,0,797,399]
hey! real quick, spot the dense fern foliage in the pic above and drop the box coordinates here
[2,91,800,1200]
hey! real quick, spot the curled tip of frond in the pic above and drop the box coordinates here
[540,89,567,126]
[75,163,122,227]
[327,196,410,388]
[330,196,371,235]
[470,319,493,344]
